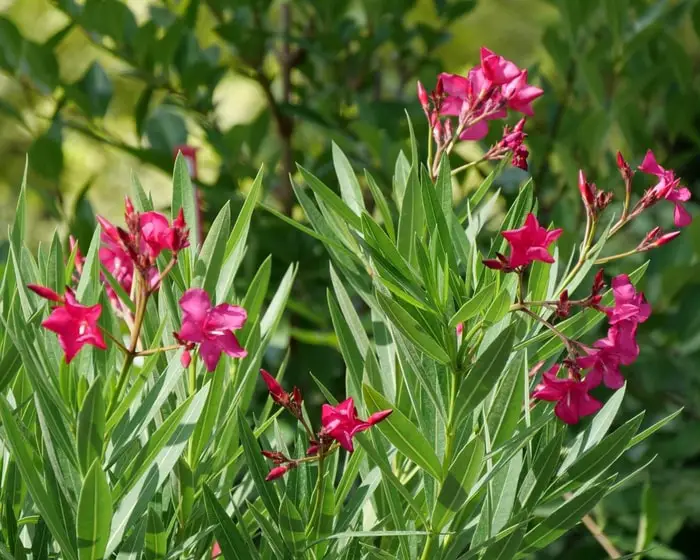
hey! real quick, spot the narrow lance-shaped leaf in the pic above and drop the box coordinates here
[77,460,112,560]
[77,378,105,476]
[363,384,443,481]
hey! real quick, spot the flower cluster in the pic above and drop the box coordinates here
[30,197,249,375]
[259,371,391,481]
[479,146,690,424]
[532,274,650,424]
[418,47,543,175]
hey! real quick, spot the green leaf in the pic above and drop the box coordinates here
[432,436,485,531]
[549,412,643,498]
[519,430,564,509]
[261,263,296,338]
[77,378,105,476]
[635,479,658,554]
[363,384,443,481]
[105,383,210,556]
[0,396,78,560]
[332,141,365,216]
[172,152,199,252]
[375,292,449,364]
[435,154,453,222]
[449,281,497,328]
[454,325,516,426]
[74,62,113,118]
[522,482,609,551]
[202,486,256,559]
[559,384,626,474]
[144,508,166,560]
[195,201,230,294]
[365,170,395,242]
[328,290,364,403]
[237,410,280,516]
[298,165,362,230]
[280,496,306,555]
[396,163,423,264]
[77,460,112,560]
[628,407,683,449]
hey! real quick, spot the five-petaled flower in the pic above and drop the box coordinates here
[484,213,562,271]
[320,398,392,452]
[531,364,602,425]
[638,150,692,227]
[176,288,247,372]
[29,284,106,363]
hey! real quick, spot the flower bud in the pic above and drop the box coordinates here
[616,151,633,181]
[27,284,63,303]
[417,81,429,115]
[456,322,464,337]
[265,464,295,481]
[578,170,595,208]
[260,369,288,406]
[654,231,681,247]
[435,76,444,97]
[180,349,192,369]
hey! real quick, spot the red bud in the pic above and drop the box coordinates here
[654,230,681,247]
[265,464,293,481]
[180,350,192,369]
[260,369,286,404]
[27,284,62,303]
[578,170,595,207]
[417,81,429,114]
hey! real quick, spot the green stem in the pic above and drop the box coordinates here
[450,158,485,176]
[107,354,134,419]
[420,534,438,560]
[558,216,597,294]
[427,127,434,175]
[311,452,326,537]
[187,356,198,467]
[594,248,640,265]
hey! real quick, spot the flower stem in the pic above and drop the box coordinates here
[450,158,485,176]
[513,304,578,357]
[558,216,597,294]
[310,451,326,537]
[564,492,621,558]
[186,356,198,467]
[594,248,640,265]
[100,327,129,354]
[106,274,148,419]
[135,344,181,356]
[427,127,434,174]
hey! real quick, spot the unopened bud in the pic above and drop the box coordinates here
[435,76,444,97]
[265,463,295,481]
[417,81,429,115]
[616,151,633,181]
[27,284,63,303]
[578,170,595,208]
[654,231,681,247]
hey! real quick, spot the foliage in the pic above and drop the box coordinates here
[1,0,700,557]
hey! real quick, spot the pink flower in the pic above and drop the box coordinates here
[487,213,562,270]
[320,398,392,452]
[212,541,221,558]
[34,286,106,363]
[639,150,692,227]
[480,47,522,86]
[456,322,464,336]
[576,335,627,390]
[502,70,544,116]
[532,365,602,424]
[176,288,247,372]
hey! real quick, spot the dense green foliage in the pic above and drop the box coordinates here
[1,0,700,557]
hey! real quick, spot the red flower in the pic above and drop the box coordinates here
[532,365,602,424]
[34,286,106,363]
[176,288,247,372]
[480,47,522,86]
[320,398,392,452]
[487,213,562,270]
[639,150,692,227]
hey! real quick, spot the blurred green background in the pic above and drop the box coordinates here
[1,0,700,557]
